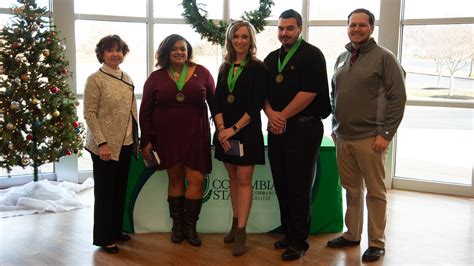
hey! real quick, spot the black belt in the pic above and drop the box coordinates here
[294,116,318,123]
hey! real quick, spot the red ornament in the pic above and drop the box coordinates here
[72,121,79,128]
[51,32,56,37]
[62,68,68,75]
[66,150,72,156]
[50,86,59,94]
[12,42,21,49]
[26,134,33,141]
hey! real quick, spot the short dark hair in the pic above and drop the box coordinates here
[348,8,375,26]
[95,35,129,63]
[155,34,194,68]
[279,9,302,27]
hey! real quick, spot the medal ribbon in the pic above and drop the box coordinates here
[277,37,303,73]
[169,64,188,92]
[227,57,247,94]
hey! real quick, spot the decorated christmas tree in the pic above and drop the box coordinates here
[0,0,84,181]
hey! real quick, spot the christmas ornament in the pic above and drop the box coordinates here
[72,121,79,128]
[15,54,25,62]
[66,150,72,156]
[50,86,59,94]
[6,123,14,130]
[42,49,49,57]
[31,98,40,105]
[21,74,29,81]
[12,42,21,49]
[62,68,68,75]
[33,120,41,128]
[52,110,60,117]
[26,134,33,141]
[10,101,20,110]
[21,157,30,166]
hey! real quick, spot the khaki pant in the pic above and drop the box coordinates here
[336,136,388,248]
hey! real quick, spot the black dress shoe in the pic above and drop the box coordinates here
[282,247,305,261]
[362,247,385,262]
[118,234,131,241]
[327,236,360,248]
[102,245,119,254]
[274,238,289,249]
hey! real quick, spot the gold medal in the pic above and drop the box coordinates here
[227,94,235,104]
[275,73,284,83]
[176,92,185,102]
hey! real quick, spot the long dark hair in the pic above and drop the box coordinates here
[155,34,194,68]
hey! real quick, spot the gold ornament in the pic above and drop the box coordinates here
[21,74,29,81]
[21,158,30,166]
[52,110,60,117]
[6,123,14,130]
[31,98,40,105]
[42,49,50,57]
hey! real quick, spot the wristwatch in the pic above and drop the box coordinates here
[232,124,239,133]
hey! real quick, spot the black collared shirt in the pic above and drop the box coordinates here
[264,40,332,119]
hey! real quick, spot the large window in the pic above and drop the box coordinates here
[394,0,473,195]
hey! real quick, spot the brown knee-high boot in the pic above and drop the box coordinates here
[224,217,238,243]
[167,196,185,243]
[184,198,202,246]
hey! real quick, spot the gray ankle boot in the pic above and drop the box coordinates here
[224,217,238,243]
[232,227,246,256]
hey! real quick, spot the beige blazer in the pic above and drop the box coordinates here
[83,64,138,161]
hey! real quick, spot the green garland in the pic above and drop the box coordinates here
[181,0,274,46]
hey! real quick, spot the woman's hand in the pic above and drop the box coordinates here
[99,144,112,161]
[218,128,234,152]
[141,143,152,162]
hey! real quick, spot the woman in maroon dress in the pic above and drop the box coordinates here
[139,34,215,247]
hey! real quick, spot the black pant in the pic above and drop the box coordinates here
[268,118,323,250]
[90,145,132,246]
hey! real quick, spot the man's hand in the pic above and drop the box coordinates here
[372,135,390,152]
[267,110,286,134]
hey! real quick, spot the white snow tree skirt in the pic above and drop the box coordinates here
[0,178,94,218]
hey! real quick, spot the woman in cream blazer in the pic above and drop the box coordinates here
[84,35,138,254]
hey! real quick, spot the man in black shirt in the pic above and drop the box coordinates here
[263,9,331,261]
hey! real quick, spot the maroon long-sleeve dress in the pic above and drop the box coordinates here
[139,64,215,174]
